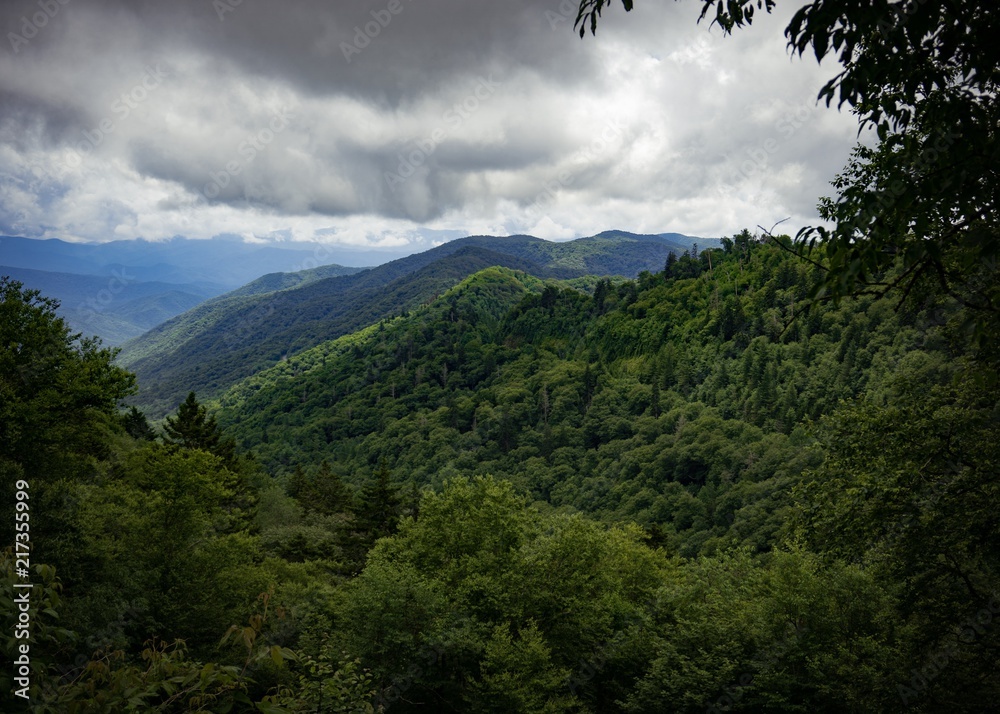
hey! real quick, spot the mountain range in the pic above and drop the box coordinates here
[0,264,229,346]
[0,234,366,345]
[8,226,997,712]
[1,231,711,350]
[117,231,709,415]
[0,234,360,285]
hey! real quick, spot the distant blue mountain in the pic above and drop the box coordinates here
[0,235,358,288]
[0,265,227,346]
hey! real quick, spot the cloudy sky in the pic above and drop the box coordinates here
[0,0,868,253]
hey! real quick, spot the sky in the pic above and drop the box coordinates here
[0,0,869,253]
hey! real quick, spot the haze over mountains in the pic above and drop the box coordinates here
[0,234,366,344]
[0,234,352,285]
[0,264,226,346]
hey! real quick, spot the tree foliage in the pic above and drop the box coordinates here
[164,392,237,467]
[4,229,999,711]
[574,0,1000,342]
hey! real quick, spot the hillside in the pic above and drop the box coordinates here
[201,231,997,711]
[121,232,702,415]
[0,260,359,346]
[223,263,365,298]
[214,233,959,554]
[5,231,997,713]
[122,246,543,415]
[0,265,225,345]
[454,232,699,277]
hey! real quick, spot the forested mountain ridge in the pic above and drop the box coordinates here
[212,232,964,556]
[220,263,366,299]
[2,225,998,711]
[120,247,544,416]
[119,232,701,416]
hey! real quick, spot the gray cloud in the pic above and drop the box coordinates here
[0,0,864,246]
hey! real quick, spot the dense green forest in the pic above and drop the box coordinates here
[4,0,996,709]
[118,233,701,418]
[213,234,953,556]
[2,226,998,711]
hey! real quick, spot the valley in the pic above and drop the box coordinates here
[4,226,996,711]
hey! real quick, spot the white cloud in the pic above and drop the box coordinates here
[0,0,864,247]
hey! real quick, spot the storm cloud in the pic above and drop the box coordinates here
[0,0,867,249]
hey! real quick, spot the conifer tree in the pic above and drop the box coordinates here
[287,464,309,501]
[594,278,610,313]
[163,392,236,466]
[313,460,352,516]
[663,251,677,279]
[355,459,401,544]
[121,406,157,441]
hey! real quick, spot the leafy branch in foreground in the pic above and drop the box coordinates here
[573,0,1000,345]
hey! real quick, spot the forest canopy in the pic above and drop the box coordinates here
[4,221,998,711]
[2,6,999,711]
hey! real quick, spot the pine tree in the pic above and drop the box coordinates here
[163,392,236,466]
[355,460,401,544]
[594,278,610,313]
[664,252,677,279]
[287,464,310,501]
[122,406,157,441]
[313,460,352,516]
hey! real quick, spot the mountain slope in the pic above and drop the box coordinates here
[223,263,364,298]
[216,265,541,426]
[0,265,225,345]
[213,236,954,556]
[125,246,543,416]
[458,231,700,276]
[122,232,701,415]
